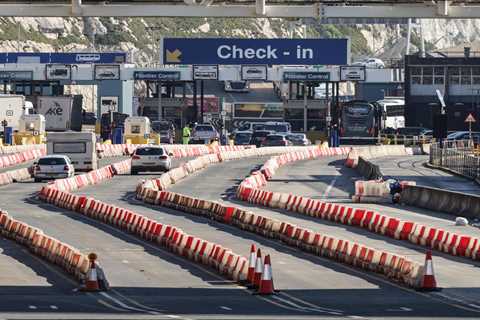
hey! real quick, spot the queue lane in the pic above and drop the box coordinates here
[74,157,480,318]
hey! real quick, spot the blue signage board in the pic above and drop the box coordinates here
[0,52,126,64]
[283,71,330,81]
[134,71,181,81]
[0,71,33,81]
[163,38,349,65]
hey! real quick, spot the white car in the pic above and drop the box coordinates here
[131,146,172,175]
[33,155,75,182]
[352,58,385,69]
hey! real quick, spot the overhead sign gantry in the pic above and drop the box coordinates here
[0,0,476,19]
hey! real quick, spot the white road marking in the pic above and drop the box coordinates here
[386,306,413,312]
[111,289,165,313]
[279,291,344,314]
[220,306,232,311]
[468,304,480,309]
[100,292,158,315]
[277,261,287,265]
[28,305,37,310]
[256,296,308,313]
[323,175,339,198]
[167,315,181,319]
[49,305,58,310]
[97,299,128,312]
[122,260,129,264]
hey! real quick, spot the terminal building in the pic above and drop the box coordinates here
[405,48,480,131]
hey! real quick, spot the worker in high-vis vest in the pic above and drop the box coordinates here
[182,124,191,145]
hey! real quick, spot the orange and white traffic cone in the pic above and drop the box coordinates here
[247,244,257,286]
[83,253,100,292]
[419,250,440,291]
[258,254,275,295]
[253,248,263,288]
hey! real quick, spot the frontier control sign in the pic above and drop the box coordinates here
[162,38,349,65]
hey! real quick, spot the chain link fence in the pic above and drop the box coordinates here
[430,140,480,180]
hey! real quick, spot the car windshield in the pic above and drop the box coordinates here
[38,157,67,165]
[135,148,164,156]
[267,135,284,141]
[236,133,252,140]
[152,122,171,131]
[195,125,214,131]
[288,134,305,141]
[238,124,252,131]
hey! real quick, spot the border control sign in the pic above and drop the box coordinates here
[163,38,349,65]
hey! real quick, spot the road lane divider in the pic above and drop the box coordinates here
[0,208,105,289]
[38,186,251,286]
[352,180,416,204]
[134,186,424,289]
[344,145,423,169]
[236,149,480,263]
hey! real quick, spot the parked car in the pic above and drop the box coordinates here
[234,131,253,145]
[152,120,176,144]
[33,155,74,182]
[352,58,385,69]
[396,127,428,137]
[446,131,480,143]
[191,123,219,144]
[261,134,292,147]
[286,133,311,146]
[131,146,172,175]
[250,130,275,147]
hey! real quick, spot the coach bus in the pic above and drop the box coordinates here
[340,100,377,138]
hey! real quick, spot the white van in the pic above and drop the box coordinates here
[46,131,97,171]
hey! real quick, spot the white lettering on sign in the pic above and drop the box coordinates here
[217,45,278,60]
[296,45,313,59]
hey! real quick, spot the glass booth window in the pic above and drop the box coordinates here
[131,125,141,134]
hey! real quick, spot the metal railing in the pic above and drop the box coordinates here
[379,134,432,146]
[430,140,480,180]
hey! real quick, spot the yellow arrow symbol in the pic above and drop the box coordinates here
[166,49,182,63]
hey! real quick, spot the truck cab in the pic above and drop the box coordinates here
[46,131,97,171]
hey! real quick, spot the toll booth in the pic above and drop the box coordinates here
[124,116,156,144]
[14,114,46,145]
[0,52,133,118]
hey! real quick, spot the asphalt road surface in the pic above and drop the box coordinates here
[0,155,479,319]
[369,155,480,195]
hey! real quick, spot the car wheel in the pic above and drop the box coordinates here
[131,169,138,175]
[34,178,42,183]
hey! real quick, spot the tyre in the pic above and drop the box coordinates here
[131,169,138,175]
[34,178,42,183]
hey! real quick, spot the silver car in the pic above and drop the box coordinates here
[191,124,219,144]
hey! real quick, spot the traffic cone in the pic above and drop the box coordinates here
[247,244,257,285]
[258,254,275,295]
[83,253,100,292]
[253,248,263,288]
[419,250,440,291]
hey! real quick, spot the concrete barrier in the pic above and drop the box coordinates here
[401,185,480,219]
[357,157,383,180]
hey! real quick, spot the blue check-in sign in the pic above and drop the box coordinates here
[163,38,349,65]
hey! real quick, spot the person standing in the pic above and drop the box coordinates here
[182,123,191,144]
